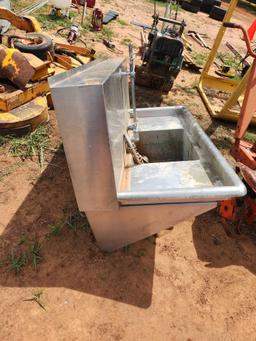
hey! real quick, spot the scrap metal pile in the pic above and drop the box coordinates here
[0,4,95,135]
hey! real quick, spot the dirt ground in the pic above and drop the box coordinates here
[1,1,256,340]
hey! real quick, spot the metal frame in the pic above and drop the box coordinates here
[198,0,256,125]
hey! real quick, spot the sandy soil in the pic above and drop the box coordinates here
[1,1,256,340]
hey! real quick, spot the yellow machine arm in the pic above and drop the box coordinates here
[0,7,41,33]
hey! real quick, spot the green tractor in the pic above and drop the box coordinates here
[134,2,185,93]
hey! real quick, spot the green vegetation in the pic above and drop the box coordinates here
[146,0,169,7]
[11,0,31,12]
[236,0,256,15]
[101,26,115,40]
[146,0,183,11]
[94,52,110,59]
[8,250,27,275]
[0,162,22,182]
[191,51,209,66]
[217,52,238,69]
[36,13,72,30]
[30,241,42,270]
[65,213,89,234]
[0,212,90,276]
[1,125,49,160]
[121,37,132,46]
[118,18,128,26]
[81,15,93,33]
[35,6,78,30]
[6,239,42,274]
[24,290,46,310]
[49,222,64,237]
[175,84,197,95]
[244,131,256,144]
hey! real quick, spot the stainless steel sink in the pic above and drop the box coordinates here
[49,58,246,251]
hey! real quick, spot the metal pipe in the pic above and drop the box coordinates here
[18,0,49,15]
[161,0,171,32]
[128,44,137,126]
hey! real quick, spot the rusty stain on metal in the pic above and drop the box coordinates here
[0,47,35,89]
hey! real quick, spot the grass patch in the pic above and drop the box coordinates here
[24,290,46,310]
[35,7,78,30]
[49,213,89,237]
[3,125,49,160]
[217,52,238,69]
[118,18,128,26]
[146,0,183,11]
[244,132,256,144]
[175,84,197,95]
[65,213,89,234]
[121,37,132,46]
[36,13,71,30]
[11,0,31,12]
[101,26,114,40]
[30,241,42,271]
[0,212,90,276]
[237,0,256,15]
[95,52,109,59]
[8,250,27,275]
[49,222,64,237]
[191,52,209,66]
[7,240,42,274]
[80,13,93,33]
[146,0,167,7]
[0,162,22,182]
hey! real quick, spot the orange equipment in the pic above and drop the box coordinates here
[220,22,256,235]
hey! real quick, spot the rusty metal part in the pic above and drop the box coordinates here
[54,54,73,70]
[0,7,41,33]
[0,96,48,135]
[187,32,206,48]
[226,42,250,68]
[0,46,93,112]
[124,133,149,165]
[0,47,35,89]
[54,42,95,57]
[0,79,49,111]
[196,34,209,49]
[183,52,202,72]
[7,34,36,48]
[67,24,79,44]
[220,194,256,235]
[237,162,256,192]
[219,199,242,238]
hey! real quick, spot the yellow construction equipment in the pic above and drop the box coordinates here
[197,0,256,125]
[0,8,95,134]
[0,7,42,32]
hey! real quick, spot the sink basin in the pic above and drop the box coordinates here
[49,58,246,251]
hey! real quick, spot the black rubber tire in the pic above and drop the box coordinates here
[200,3,213,13]
[200,0,221,13]
[214,0,221,6]
[191,0,203,5]
[181,1,200,13]
[13,33,53,60]
[209,5,226,21]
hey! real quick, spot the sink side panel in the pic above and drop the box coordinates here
[51,84,118,211]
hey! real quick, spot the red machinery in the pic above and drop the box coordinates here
[220,22,256,235]
[92,8,103,31]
